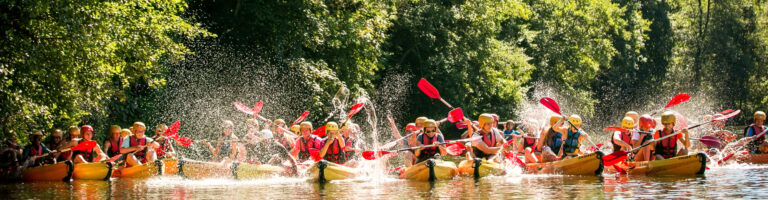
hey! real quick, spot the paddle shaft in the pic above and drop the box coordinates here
[720,128,768,163]
[623,121,709,154]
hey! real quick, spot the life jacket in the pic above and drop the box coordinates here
[417,133,440,163]
[654,129,678,159]
[129,136,148,162]
[105,138,122,157]
[323,139,346,164]
[343,136,356,159]
[28,144,43,157]
[636,129,654,147]
[523,137,538,151]
[73,140,96,162]
[472,130,499,159]
[545,128,562,155]
[562,129,581,154]
[156,139,172,159]
[745,124,767,151]
[612,131,632,152]
[297,136,319,161]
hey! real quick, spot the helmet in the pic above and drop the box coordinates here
[621,117,635,129]
[120,129,132,137]
[549,115,563,126]
[755,111,766,121]
[625,111,639,123]
[405,123,418,131]
[80,125,93,135]
[661,111,676,124]
[30,130,43,136]
[423,119,437,128]
[568,115,582,127]
[300,122,313,131]
[325,122,339,131]
[52,129,63,137]
[478,113,494,128]
[491,114,500,122]
[290,125,300,133]
[415,117,428,127]
[68,126,80,135]
[273,119,286,125]
[639,114,655,129]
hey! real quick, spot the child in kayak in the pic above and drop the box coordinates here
[44,129,64,163]
[519,119,541,163]
[58,126,81,161]
[341,122,361,166]
[121,122,160,167]
[633,115,656,161]
[21,131,52,167]
[538,115,567,162]
[744,111,767,154]
[202,120,240,163]
[561,115,589,159]
[468,114,506,160]
[613,117,635,153]
[291,122,322,163]
[271,119,294,150]
[103,125,123,158]
[502,120,522,142]
[414,119,447,163]
[319,122,347,164]
[153,124,176,159]
[654,111,690,160]
[72,125,107,163]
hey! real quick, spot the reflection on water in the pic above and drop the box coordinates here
[2,164,768,199]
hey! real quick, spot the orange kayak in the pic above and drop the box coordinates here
[73,162,114,180]
[21,160,74,182]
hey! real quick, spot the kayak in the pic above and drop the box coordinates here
[307,160,357,183]
[21,160,74,182]
[112,160,164,178]
[73,162,114,180]
[525,151,604,175]
[161,158,179,175]
[177,160,233,179]
[610,153,707,176]
[741,153,768,164]
[457,158,505,178]
[400,159,458,181]
[233,162,286,179]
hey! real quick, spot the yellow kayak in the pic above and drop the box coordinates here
[743,153,768,164]
[73,162,114,180]
[177,160,233,180]
[233,162,286,179]
[113,160,164,178]
[162,158,179,175]
[611,153,706,176]
[525,151,604,175]
[457,158,505,178]
[400,159,458,181]
[307,160,357,183]
[21,160,74,182]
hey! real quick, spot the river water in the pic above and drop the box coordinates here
[2,163,767,199]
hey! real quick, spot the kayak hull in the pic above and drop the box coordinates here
[401,159,458,181]
[233,162,285,179]
[113,160,164,178]
[162,159,179,175]
[73,162,114,180]
[744,153,768,164]
[21,160,74,182]
[457,159,505,178]
[525,151,604,175]
[612,153,706,176]
[178,160,233,180]
[308,160,356,183]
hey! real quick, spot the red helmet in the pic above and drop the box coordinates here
[639,115,655,129]
[80,125,93,135]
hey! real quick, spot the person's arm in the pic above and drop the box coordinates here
[553,120,567,134]
[290,138,300,158]
[472,136,501,155]
[103,141,111,155]
[437,135,447,156]
[680,129,690,148]
[536,129,547,152]
[120,137,144,154]
[319,138,333,158]
[612,132,632,149]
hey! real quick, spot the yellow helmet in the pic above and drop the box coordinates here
[625,111,639,122]
[273,119,286,125]
[478,113,494,128]
[661,111,676,124]
[290,125,300,133]
[621,117,635,129]
[423,119,437,128]
[755,111,766,121]
[325,122,339,131]
[415,117,428,127]
[568,114,582,127]
[549,115,563,126]
[300,121,313,131]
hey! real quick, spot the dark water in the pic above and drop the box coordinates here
[2,164,767,199]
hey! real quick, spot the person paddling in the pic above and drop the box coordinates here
[613,117,635,154]
[103,125,123,158]
[653,111,690,160]
[538,115,567,162]
[271,119,294,150]
[744,111,767,154]
[468,114,506,160]
[202,120,240,163]
[632,115,656,161]
[21,131,52,167]
[519,119,541,163]
[561,115,590,159]
[291,122,322,163]
[341,122,361,166]
[120,122,160,167]
[72,125,107,164]
[319,122,347,164]
[502,120,522,142]
[44,129,65,163]
[153,124,176,159]
[414,119,447,163]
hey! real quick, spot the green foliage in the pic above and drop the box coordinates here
[0,0,211,141]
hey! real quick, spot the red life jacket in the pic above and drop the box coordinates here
[73,140,95,162]
[323,139,346,164]
[106,138,121,157]
[130,136,147,162]
[472,130,498,159]
[298,136,318,161]
[343,136,356,158]
[612,131,632,152]
[523,137,537,150]
[29,144,43,157]
[416,133,440,163]
[654,129,678,159]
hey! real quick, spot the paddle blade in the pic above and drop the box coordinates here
[291,111,310,127]
[176,136,193,147]
[252,101,264,118]
[406,124,419,132]
[539,97,562,115]
[719,109,734,115]
[665,94,690,108]
[163,120,181,137]
[714,109,741,121]
[698,136,722,148]
[602,151,629,166]
[446,143,466,156]
[362,151,391,160]
[233,102,254,115]
[456,122,467,129]
[447,108,464,123]
[347,102,365,119]
[603,126,627,132]
[585,144,604,154]
[72,141,97,151]
[417,78,441,99]
[313,126,327,137]
[309,149,322,162]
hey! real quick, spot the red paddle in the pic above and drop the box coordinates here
[252,101,264,118]
[693,136,722,148]
[650,94,690,115]
[163,120,181,137]
[233,102,254,115]
[447,108,464,123]
[291,111,310,127]
[417,78,453,108]
[70,141,98,152]
[604,110,740,166]
[446,142,466,156]
[313,102,366,137]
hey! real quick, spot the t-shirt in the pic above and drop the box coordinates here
[417,134,445,144]
[121,136,155,148]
